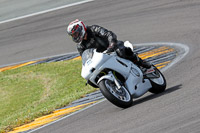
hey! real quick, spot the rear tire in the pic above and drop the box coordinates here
[99,79,132,108]
[148,67,166,94]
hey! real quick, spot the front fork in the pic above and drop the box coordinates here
[98,71,122,91]
[110,72,123,91]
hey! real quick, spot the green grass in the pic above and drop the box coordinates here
[0,59,97,132]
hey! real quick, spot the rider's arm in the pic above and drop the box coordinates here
[89,25,118,48]
[77,43,85,56]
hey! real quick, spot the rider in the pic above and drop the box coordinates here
[67,19,151,69]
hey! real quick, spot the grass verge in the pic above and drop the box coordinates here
[0,59,97,132]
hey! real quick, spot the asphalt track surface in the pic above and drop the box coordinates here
[1,0,200,133]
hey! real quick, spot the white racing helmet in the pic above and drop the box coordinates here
[67,19,86,43]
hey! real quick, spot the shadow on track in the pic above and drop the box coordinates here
[131,84,182,107]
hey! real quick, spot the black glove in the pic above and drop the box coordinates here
[106,43,116,53]
[106,47,115,53]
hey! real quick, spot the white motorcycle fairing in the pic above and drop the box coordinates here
[81,48,152,98]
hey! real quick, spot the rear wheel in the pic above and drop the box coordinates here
[99,79,132,108]
[148,67,166,94]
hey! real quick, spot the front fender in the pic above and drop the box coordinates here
[97,74,114,84]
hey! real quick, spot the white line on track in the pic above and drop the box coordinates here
[0,0,94,25]
[0,0,94,68]
[28,99,106,133]
[27,42,189,133]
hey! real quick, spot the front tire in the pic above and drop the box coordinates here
[99,79,132,108]
[88,80,99,88]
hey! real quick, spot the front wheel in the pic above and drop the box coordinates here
[148,67,166,94]
[99,79,132,108]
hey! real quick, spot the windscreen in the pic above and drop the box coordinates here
[81,48,94,65]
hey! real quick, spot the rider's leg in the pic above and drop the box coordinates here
[116,44,151,69]
[132,53,151,69]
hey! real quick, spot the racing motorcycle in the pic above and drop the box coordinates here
[81,41,166,108]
